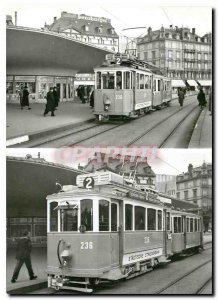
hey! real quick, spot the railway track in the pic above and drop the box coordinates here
[127,101,197,146]
[67,102,195,147]
[154,259,212,294]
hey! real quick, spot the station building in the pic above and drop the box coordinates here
[6,16,113,103]
[6,155,86,245]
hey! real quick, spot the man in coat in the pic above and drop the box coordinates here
[44,87,55,116]
[11,230,37,283]
[197,87,207,110]
[53,86,60,109]
[21,85,31,110]
[178,88,185,107]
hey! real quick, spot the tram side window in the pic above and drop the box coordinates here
[194,218,198,232]
[81,199,93,231]
[50,202,58,232]
[136,73,140,89]
[157,80,161,91]
[140,74,144,89]
[157,210,162,230]
[153,79,157,92]
[144,75,150,89]
[190,218,193,232]
[116,71,122,89]
[186,218,190,232]
[99,200,109,231]
[123,71,131,89]
[135,206,145,230]
[147,208,156,230]
[111,203,118,231]
[173,217,182,233]
[166,212,171,231]
[197,219,200,232]
[96,72,101,89]
[61,208,78,232]
[125,204,133,230]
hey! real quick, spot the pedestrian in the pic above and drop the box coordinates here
[21,85,31,110]
[90,89,94,109]
[19,86,24,109]
[80,86,86,104]
[44,87,55,116]
[178,88,185,107]
[11,230,37,283]
[53,86,60,109]
[197,87,207,110]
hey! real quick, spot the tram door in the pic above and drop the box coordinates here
[163,210,172,256]
[110,201,120,266]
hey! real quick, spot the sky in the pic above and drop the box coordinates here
[4,0,213,38]
[6,148,212,175]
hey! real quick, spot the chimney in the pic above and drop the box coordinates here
[192,28,195,35]
[54,16,57,22]
[15,11,17,26]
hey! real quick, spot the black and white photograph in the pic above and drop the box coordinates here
[4,0,214,296]
[6,148,212,294]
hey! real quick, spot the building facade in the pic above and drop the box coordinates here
[45,11,119,53]
[137,26,212,82]
[176,162,212,230]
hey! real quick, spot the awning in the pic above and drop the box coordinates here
[187,80,198,87]
[171,80,186,87]
[197,80,212,86]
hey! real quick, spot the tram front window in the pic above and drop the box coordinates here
[102,73,115,89]
[61,207,78,232]
[81,199,93,231]
[99,200,109,231]
[116,71,122,89]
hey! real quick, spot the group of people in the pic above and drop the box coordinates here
[44,86,60,117]
[178,87,211,113]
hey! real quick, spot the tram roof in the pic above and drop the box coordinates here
[6,26,113,76]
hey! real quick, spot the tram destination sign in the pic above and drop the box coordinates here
[128,190,160,204]
[122,248,163,265]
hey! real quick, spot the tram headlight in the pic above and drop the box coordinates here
[103,94,111,112]
[60,244,72,262]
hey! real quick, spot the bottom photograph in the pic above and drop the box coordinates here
[6,147,212,295]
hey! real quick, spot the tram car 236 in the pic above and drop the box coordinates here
[93,53,172,121]
[46,171,203,293]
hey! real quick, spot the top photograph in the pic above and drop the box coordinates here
[6,2,212,148]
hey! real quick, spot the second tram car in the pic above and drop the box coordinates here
[46,171,203,292]
[93,53,172,121]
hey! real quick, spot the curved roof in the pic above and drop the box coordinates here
[6,26,113,76]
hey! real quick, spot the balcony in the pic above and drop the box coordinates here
[184,49,196,53]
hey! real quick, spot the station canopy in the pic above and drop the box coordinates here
[197,80,212,87]
[187,80,198,87]
[171,79,186,87]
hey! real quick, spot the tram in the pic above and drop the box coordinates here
[93,53,172,121]
[46,171,203,293]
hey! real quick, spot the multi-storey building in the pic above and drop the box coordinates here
[176,162,212,230]
[45,11,119,53]
[137,26,212,83]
